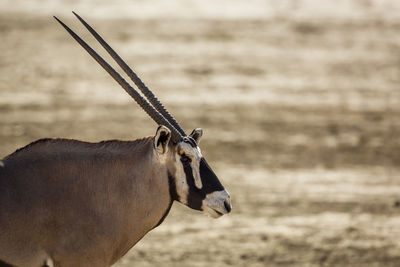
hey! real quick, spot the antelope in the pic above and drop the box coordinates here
[0,12,231,267]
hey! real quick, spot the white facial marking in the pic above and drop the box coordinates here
[179,142,203,189]
[0,161,4,167]
[202,190,231,218]
[173,151,189,204]
[192,163,202,189]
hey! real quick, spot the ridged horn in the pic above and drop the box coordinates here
[71,11,186,137]
[54,16,183,143]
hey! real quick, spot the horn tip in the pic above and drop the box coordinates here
[53,16,63,25]
[53,15,68,29]
[72,11,85,24]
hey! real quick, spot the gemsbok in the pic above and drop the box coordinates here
[0,12,231,267]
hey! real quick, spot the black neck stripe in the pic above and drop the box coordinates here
[153,171,177,229]
[0,259,16,267]
[167,171,179,202]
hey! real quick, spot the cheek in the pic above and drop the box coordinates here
[173,159,190,204]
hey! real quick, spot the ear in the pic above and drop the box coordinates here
[154,125,171,154]
[189,128,203,144]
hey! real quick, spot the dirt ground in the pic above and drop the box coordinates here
[1,0,400,266]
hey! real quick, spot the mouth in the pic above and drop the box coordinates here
[212,209,224,216]
[202,190,232,218]
[204,206,225,218]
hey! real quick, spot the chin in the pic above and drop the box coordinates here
[203,206,224,219]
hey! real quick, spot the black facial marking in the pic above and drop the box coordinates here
[180,153,191,164]
[180,154,226,211]
[182,161,203,210]
[199,158,224,195]
[183,136,197,147]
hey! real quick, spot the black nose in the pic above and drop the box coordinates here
[224,199,232,213]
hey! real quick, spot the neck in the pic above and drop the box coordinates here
[107,139,174,264]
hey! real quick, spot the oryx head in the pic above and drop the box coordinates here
[154,126,231,218]
[55,12,231,218]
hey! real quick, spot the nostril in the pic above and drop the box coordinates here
[224,199,232,213]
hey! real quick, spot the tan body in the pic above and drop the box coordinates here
[0,137,172,266]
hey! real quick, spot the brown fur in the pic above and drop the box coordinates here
[0,137,173,266]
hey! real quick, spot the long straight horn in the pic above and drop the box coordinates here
[54,16,183,143]
[71,12,186,137]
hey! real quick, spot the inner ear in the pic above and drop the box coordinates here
[189,128,203,144]
[154,125,171,154]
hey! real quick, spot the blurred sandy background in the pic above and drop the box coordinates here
[1,0,400,266]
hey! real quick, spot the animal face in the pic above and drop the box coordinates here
[168,129,232,218]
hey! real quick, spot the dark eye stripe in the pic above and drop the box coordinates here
[182,158,203,210]
[180,154,191,163]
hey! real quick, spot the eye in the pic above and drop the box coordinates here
[180,154,191,164]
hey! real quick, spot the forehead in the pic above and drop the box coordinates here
[177,140,202,158]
